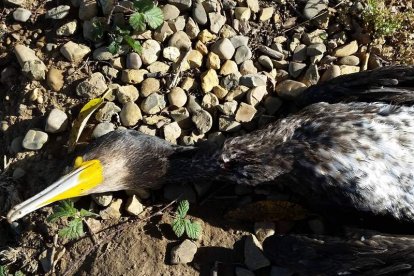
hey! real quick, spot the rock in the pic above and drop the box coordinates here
[13,8,31,22]
[45,5,70,19]
[102,65,119,79]
[92,47,113,61]
[220,60,238,76]
[234,45,253,65]
[120,102,142,126]
[187,50,203,68]
[181,77,196,91]
[95,102,121,122]
[321,64,341,82]
[4,0,24,6]
[201,69,219,92]
[192,109,213,134]
[92,122,115,138]
[22,130,48,150]
[213,85,228,99]
[140,40,161,65]
[275,80,307,100]
[185,17,200,39]
[218,115,241,132]
[60,41,91,62]
[340,65,360,75]
[291,44,306,62]
[303,0,328,19]
[235,7,251,21]
[260,7,274,21]
[154,22,174,42]
[171,239,198,264]
[147,62,170,74]
[254,222,275,243]
[229,35,249,49]
[211,38,235,60]
[246,86,267,106]
[163,4,180,20]
[240,60,258,75]
[45,109,68,133]
[140,78,160,97]
[240,74,266,87]
[193,0,208,25]
[168,0,192,10]
[258,56,273,71]
[244,234,270,271]
[46,68,64,91]
[163,46,181,62]
[76,72,107,99]
[100,198,122,220]
[101,0,115,15]
[163,122,182,143]
[302,64,320,86]
[263,96,282,114]
[288,62,306,78]
[117,85,139,104]
[121,69,147,84]
[235,103,256,122]
[56,20,77,36]
[14,44,47,80]
[257,45,283,60]
[168,31,192,51]
[339,55,360,66]
[307,43,326,56]
[79,0,98,21]
[206,52,221,69]
[198,29,217,43]
[125,195,144,216]
[246,0,259,12]
[168,87,187,107]
[333,40,359,57]
[202,93,219,110]
[139,125,157,136]
[141,93,166,114]
[221,73,240,90]
[209,12,226,33]
[126,53,142,69]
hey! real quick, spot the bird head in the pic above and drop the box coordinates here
[7,130,175,223]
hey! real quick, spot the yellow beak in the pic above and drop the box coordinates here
[7,158,103,223]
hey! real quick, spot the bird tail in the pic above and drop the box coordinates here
[262,232,414,275]
[297,65,414,107]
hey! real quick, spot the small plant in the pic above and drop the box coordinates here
[47,200,97,240]
[0,265,23,276]
[362,0,404,37]
[171,200,202,240]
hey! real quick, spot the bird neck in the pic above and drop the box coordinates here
[164,143,222,185]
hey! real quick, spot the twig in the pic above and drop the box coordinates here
[68,56,90,77]
[169,49,191,89]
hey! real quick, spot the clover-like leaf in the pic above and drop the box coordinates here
[172,218,185,238]
[129,12,146,32]
[58,218,84,240]
[176,200,189,219]
[143,6,164,29]
[123,35,143,53]
[184,220,201,240]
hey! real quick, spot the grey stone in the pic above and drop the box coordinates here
[211,38,235,60]
[56,20,77,36]
[14,44,47,80]
[276,79,307,100]
[209,12,226,33]
[303,0,328,19]
[168,31,192,51]
[240,74,267,87]
[229,35,249,49]
[257,45,283,60]
[339,55,360,66]
[93,47,113,61]
[192,109,213,134]
[302,64,320,86]
[292,44,307,62]
[76,72,108,99]
[22,130,48,150]
[13,8,31,22]
[288,62,306,78]
[120,102,142,126]
[95,102,121,122]
[92,122,115,138]
[234,45,252,64]
[163,122,182,143]
[168,0,192,10]
[244,234,270,270]
[102,65,119,79]
[218,115,241,132]
[162,4,180,20]
[221,73,240,90]
[45,109,68,133]
[117,85,139,104]
[126,52,142,69]
[192,0,208,25]
[258,55,273,71]
[254,222,275,243]
[60,41,91,62]
[185,17,200,39]
[171,239,198,264]
[307,43,326,56]
[45,5,70,19]
[140,93,166,114]
[240,60,257,75]
[100,198,122,219]
[4,0,24,6]
[79,0,98,21]
[141,39,161,65]
[125,195,144,215]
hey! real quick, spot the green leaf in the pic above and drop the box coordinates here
[108,40,121,54]
[79,209,98,218]
[47,200,77,223]
[172,218,185,237]
[14,271,25,276]
[58,218,84,240]
[143,6,164,29]
[184,220,201,240]
[123,35,143,53]
[176,200,189,219]
[0,265,9,276]
[129,12,146,32]
[132,0,154,12]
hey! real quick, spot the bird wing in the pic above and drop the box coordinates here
[262,233,414,275]
[297,65,414,107]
